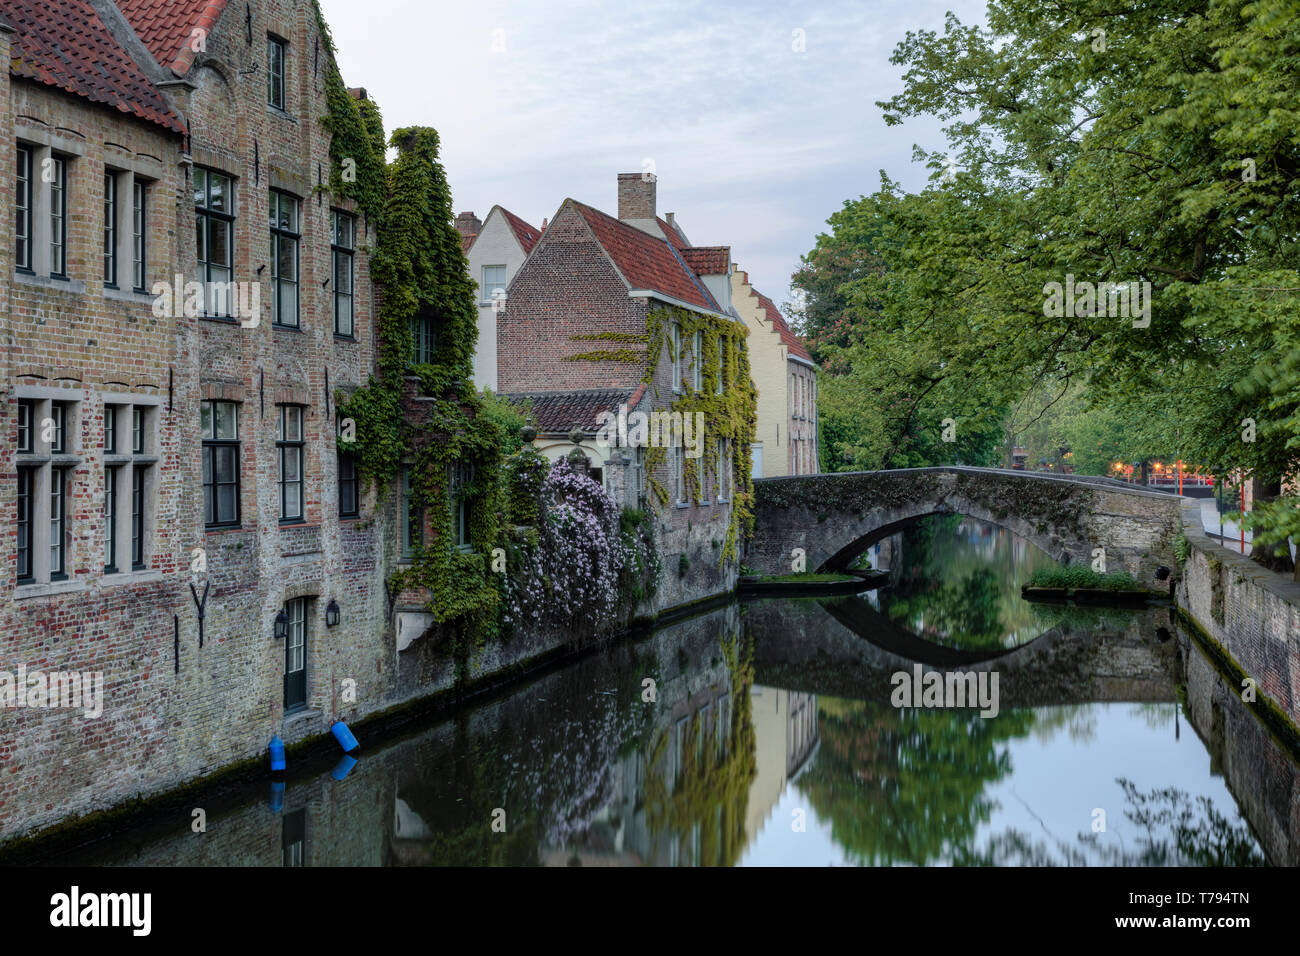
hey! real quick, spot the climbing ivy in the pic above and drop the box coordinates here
[312,0,386,220]
[334,126,501,656]
[641,306,758,563]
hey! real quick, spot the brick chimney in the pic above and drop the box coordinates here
[617,173,656,221]
[454,211,482,238]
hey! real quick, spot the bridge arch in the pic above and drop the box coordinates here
[746,466,1183,584]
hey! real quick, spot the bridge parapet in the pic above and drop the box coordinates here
[747,467,1183,582]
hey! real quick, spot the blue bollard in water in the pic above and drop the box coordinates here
[331,754,358,781]
[330,721,359,753]
[269,735,286,772]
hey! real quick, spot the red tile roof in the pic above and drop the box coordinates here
[115,0,228,76]
[657,216,687,250]
[5,0,186,133]
[680,246,729,276]
[460,233,477,254]
[571,200,720,313]
[755,291,813,363]
[503,388,640,435]
[499,207,543,254]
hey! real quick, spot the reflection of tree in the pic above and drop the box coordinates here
[643,631,758,866]
[795,700,1037,865]
[952,779,1266,866]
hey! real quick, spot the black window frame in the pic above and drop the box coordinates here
[194,166,235,319]
[409,315,437,366]
[17,466,34,584]
[277,404,305,524]
[332,210,355,338]
[131,466,146,570]
[49,402,68,454]
[401,467,422,558]
[270,190,301,329]
[17,399,34,453]
[16,144,32,272]
[338,418,359,518]
[104,465,119,574]
[49,467,68,581]
[201,399,241,528]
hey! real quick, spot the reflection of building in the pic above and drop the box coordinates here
[744,688,819,844]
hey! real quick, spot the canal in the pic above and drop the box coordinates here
[36,516,1297,866]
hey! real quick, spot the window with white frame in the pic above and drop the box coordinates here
[671,323,682,393]
[14,396,81,587]
[103,172,117,286]
[481,264,506,305]
[16,144,32,271]
[716,336,725,395]
[267,36,287,111]
[103,172,150,292]
[270,191,300,328]
[277,405,305,523]
[49,154,67,277]
[104,401,157,573]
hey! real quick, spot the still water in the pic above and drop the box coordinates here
[42,517,1297,866]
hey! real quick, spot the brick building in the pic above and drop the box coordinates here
[499,173,751,610]
[0,0,401,842]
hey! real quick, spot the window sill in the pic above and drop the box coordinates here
[333,333,357,344]
[205,524,245,534]
[14,579,87,600]
[267,106,297,123]
[14,271,86,295]
[199,315,241,325]
[102,568,163,587]
[103,286,156,306]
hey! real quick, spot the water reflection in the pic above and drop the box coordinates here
[865,515,1063,651]
[29,518,1298,868]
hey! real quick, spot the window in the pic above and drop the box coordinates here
[270,191,300,328]
[449,462,473,550]
[338,418,359,518]
[49,468,67,579]
[104,465,118,572]
[481,264,506,305]
[195,168,234,317]
[17,467,33,584]
[49,156,66,277]
[401,468,422,557]
[693,331,703,391]
[283,597,307,712]
[716,337,726,395]
[13,397,82,587]
[716,439,730,503]
[16,145,31,271]
[267,36,287,111]
[132,180,147,291]
[103,172,117,285]
[410,314,437,365]
[104,402,155,574]
[201,400,240,527]
[332,211,355,337]
[277,405,304,523]
[674,447,687,506]
[671,323,682,393]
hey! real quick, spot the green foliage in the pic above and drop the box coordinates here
[477,390,532,458]
[1026,567,1143,592]
[800,0,1300,573]
[311,0,386,220]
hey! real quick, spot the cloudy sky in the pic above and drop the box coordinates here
[319,0,987,312]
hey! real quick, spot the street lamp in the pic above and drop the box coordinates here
[325,599,341,628]
[273,609,288,641]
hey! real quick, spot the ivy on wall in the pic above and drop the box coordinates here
[642,307,758,564]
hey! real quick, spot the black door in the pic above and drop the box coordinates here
[284,598,307,711]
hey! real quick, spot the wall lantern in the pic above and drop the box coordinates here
[274,609,289,641]
[325,599,341,628]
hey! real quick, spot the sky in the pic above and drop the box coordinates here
[319,0,988,314]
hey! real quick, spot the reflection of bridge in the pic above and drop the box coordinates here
[745,597,1182,709]
[748,467,1183,582]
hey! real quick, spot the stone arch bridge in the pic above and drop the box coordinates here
[747,467,1184,582]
